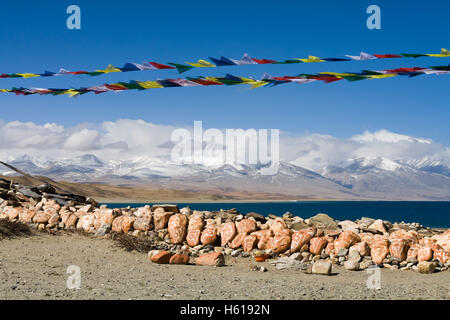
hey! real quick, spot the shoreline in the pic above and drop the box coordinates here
[98,199,450,204]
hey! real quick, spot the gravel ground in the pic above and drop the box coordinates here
[0,233,449,300]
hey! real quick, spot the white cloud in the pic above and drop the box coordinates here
[351,129,432,144]
[0,119,448,172]
[63,129,101,151]
[285,130,449,171]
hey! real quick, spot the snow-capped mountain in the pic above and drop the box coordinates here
[1,154,450,200]
[322,157,450,200]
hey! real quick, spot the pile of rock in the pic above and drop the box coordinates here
[1,178,449,273]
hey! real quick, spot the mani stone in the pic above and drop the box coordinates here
[307,213,338,230]
[195,252,225,267]
[311,261,332,275]
[151,204,180,213]
[150,250,173,264]
[95,223,111,236]
[344,260,360,271]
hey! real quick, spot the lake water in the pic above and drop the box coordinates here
[103,201,450,228]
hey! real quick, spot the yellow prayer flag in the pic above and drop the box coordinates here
[249,81,268,88]
[366,74,397,79]
[318,72,356,77]
[137,81,164,89]
[186,60,216,67]
[96,64,121,73]
[64,89,80,97]
[17,73,40,78]
[296,56,325,63]
[426,48,450,57]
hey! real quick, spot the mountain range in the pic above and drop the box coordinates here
[1,154,449,201]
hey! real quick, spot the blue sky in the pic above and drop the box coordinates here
[0,0,449,145]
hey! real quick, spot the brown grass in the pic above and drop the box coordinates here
[0,218,33,240]
[110,232,156,253]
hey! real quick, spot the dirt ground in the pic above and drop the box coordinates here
[0,233,449,300]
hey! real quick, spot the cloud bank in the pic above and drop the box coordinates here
[0,119,448,171]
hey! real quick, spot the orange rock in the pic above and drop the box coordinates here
[358,233,375,246]
[168,214,188,244]
[243,234,258,252]
[188,213,204,230]
[389,238,409,261]
[150,250,173,264]
[405,230,419,245]
[236,219,257,234]
[419,237,436,247]
[77,214,95,232]
[254,255,269,262]
[19,208,35,223]
[407,244,420,260]
[65,213,79,229]
[200,220,217,245]
[47,213,60,227]
[324,229,340,237]
[334,231,361,254]
[309,237,328,255]
[325,242,335,256]
[33,211,52,224]
[112,215,125,233]
[369,219,387,234]
[290,228,315,253]
[153,209,174,230]
[432,232,450,254]
[229,232,246,249]
[133,211,153,231]
[271,229,292,254]
[417,246,433,262]
[135,206,152,218]
[169,253,190,265]
[101,209,115,225]
[431,243,444,252]
[370,236,390,264]
[186,214,204,247]
[122,215,136,233]
[186,229,202,247]
[270,218,286,234]
[195,252,225,266]
[60,210,71,224]
[5,206,20,220]
[219,221,237,246]
[253,229,273,240]
[433,249,449,264]
[350,241,370,257]
[257,236,274,250]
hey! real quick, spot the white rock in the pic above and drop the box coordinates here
[344,260,360,271]
[311,261,332,275]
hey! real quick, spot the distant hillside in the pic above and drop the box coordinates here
[0,174,312,203]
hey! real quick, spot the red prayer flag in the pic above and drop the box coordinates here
[149,62,176,70]
[385,67,426,73]
[67,71,89,75]
[373,54,403,59]
[251,58,277,64]
[104,84,127,91]
[310,76,342,83]
[190,79,223,86]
